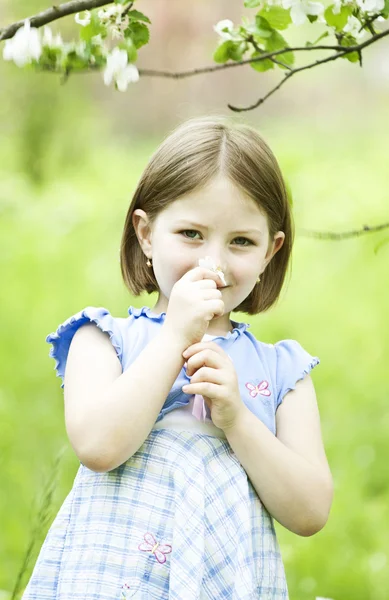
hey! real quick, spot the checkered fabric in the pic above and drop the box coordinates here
[22,428,288,599]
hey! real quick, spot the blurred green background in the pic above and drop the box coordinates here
[1,1,388,599]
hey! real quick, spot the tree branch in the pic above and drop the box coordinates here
[0,0,112,42]
[1,3,389,112]
[299,222,389,240]
[227,27,389,111]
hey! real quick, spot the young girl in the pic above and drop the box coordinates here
[22,116,333,600]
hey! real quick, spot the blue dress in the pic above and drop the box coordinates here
[22,306,320,600]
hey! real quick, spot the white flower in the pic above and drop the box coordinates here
[42,26,63,49]
[282,0,325,25]
[98,5,124,25]
[356,0,384,11]
[2,20,42,67]
[198,256,227,286]
[75,10,91,27]
[103,47,139,91]
[91,34,103,46]
[213,19,235,40]
[332,0,342,14]
[343,14,366,38]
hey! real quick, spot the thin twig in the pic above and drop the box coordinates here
[0,0,112,42]
[228,27,389,111]
[299,222,389,240]
[1,3,389,112]
[246,34,293,71]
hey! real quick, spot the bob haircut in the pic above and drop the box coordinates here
[120,116,294,315]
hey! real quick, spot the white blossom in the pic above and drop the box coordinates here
[91,34,103,46]
[42,26,63,49]
[98,6,129,39]
[213,19,235,40]
[356,0,385,12]
[332,0,342,14]
[2,20,42,67]
[281,0,325,25]
[343,14,366,38]
[103,47,139,91]
[98,5,124,26]
[75,10,91,27]
[198,256,227,286]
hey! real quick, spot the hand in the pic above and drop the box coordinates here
[163,266,226,348]
[181,341,245,431]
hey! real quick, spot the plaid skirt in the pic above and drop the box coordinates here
[21,428,289,599]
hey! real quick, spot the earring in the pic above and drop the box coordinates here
[257,275,261,283]
[146,257,153,267]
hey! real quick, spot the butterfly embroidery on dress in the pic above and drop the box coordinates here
[245,380,271,398]
[121,582,131,598]
[138,532,172,564]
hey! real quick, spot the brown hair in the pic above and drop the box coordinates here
[120,116,294,314]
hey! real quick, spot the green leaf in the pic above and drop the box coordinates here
[119,38,138,62]
[340,35,360,62]
[305,31,329,46]
[258,6,292,30]
[214,40,233,63]
[124,22,150,49]
[254,15,274,38]
[213,40,247,63]
[382,0,389,17]
[307,14,318,22]
[324,4,353,31]
[38,46,63,71]
[63,50,88,72]
[265,30,294,67]
[79,12,106,43]
[128,9,151,24]
[244,0,261,7]
[250,51,275,72]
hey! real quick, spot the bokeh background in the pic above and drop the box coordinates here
[1,1,388,599]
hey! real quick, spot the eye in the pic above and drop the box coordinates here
[180,229,200,240]
[179,230,254,246]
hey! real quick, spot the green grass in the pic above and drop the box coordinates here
[0,110,388,600]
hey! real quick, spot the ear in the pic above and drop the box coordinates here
[263,231,285,268]
[132,209,153,256]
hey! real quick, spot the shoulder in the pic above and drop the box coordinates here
[273,338,320,408]
[46,306,126,389]
[245,334,320,409]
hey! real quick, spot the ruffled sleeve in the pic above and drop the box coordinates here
[46,307,123,389]
[275,340,320,408]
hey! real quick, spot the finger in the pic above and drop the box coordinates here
[185,349,223,376]
[181,267,222,287]
[187,365,224,385]
[183,341,225,359]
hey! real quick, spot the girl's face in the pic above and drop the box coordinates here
[133,174,285,334]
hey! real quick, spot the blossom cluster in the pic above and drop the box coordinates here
[2,0,388,91]
[2,10,140,92]
[214,0,385,33]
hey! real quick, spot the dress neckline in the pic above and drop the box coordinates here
[127,305,250,341]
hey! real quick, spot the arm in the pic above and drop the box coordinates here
[223,374,333,537]
[65,323,186,473]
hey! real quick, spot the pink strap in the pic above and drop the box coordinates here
[192,394,207,421]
